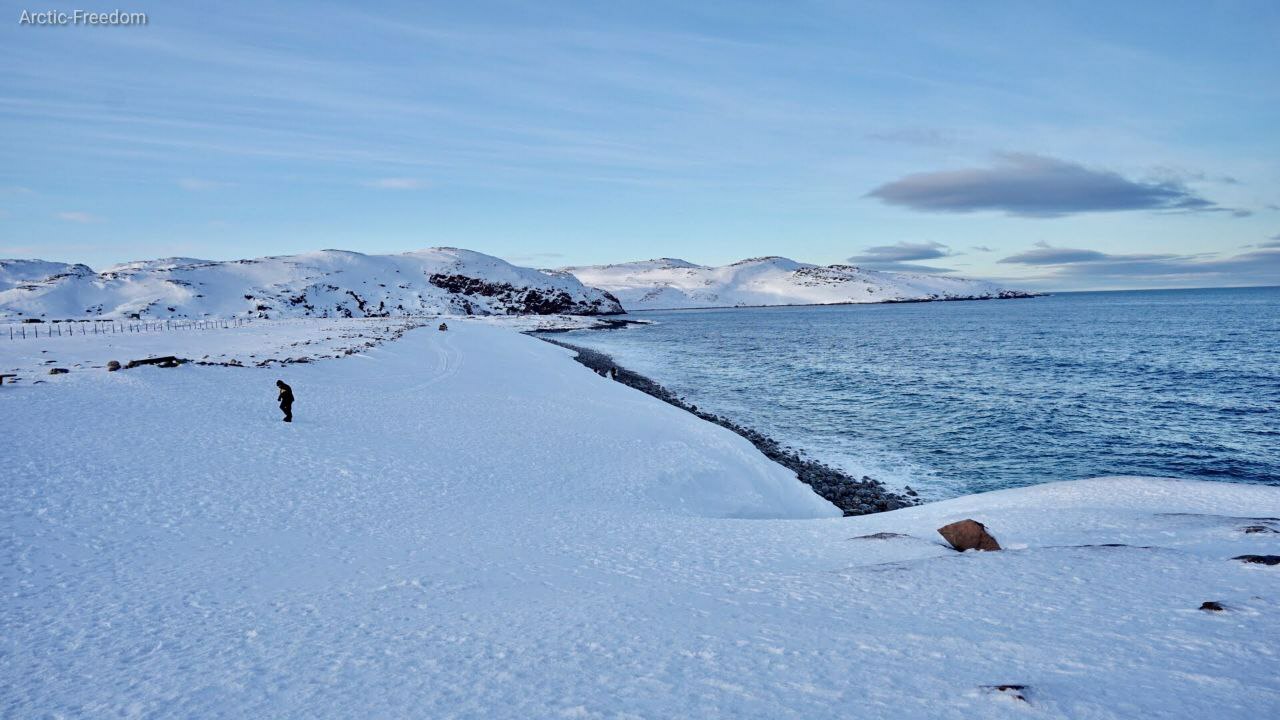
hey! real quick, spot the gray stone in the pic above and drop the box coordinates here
[1233,555,1280,565]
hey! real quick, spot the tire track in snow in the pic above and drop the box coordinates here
[399,327,462,395]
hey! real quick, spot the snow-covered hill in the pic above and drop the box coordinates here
[563,256,1036,310]
[0,248,623,320]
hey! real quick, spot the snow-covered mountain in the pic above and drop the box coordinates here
[563,256,1035,310]
[0,248,623,320]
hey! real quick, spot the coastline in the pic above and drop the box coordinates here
[608,291,1045,314]
[532,333,916,515]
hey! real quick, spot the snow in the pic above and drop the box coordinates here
[0,259,94,292]
[564,256,1034,310]
[3,321,1278,718]
[0,317,423,378]
[0,247,622,320]
[0,315,639,380]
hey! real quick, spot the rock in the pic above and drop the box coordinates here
[980,685,1028,702]
[125,356,183,369]
[47,367,69,375]
[1241,525,1278,534]
[1199,601,1225,612]
[938,519,1001,551]
[106,360,121,371]
[850,532,913,541]
[1233,555,1280,565]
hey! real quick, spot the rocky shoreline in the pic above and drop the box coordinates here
[533,335,916,515]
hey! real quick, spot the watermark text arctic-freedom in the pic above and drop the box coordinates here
[18,9,147,25]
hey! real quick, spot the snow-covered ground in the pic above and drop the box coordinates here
[0,315,635,380]
[564,256,1036,310]
[3,321,1277,718]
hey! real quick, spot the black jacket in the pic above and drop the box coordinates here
[277,383,294,405]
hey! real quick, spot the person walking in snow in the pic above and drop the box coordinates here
[276,380,294,423]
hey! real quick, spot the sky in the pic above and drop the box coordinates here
[1,0,1278,290]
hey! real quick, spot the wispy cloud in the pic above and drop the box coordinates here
[177,178,234,191]
[999,242,1177,266]
[997,241,1280,286]
[847,240,955,273]
[0,244,43,255]
[971,245,994,252]
[56,211,104,224]
[363,177,428,190]
[504,252,566,265]
[866,127,955,147]
[868,153,1243,218]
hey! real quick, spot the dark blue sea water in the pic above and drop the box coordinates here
[560,287,1280,499]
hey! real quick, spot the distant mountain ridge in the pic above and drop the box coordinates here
[562,256,1036,310]
[0,248,623,320]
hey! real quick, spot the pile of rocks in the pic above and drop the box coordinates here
[537,336,916,515]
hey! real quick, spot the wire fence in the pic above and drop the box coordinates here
[5,317,255,340]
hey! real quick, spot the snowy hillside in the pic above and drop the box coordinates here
[564,256,1036,310]
[0,248,623,320]
[3,321,1277,718]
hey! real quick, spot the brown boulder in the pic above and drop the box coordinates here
[106,360,121,371]
[938,519,1001,551]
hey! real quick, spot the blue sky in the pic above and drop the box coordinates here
[2,0,1278,289]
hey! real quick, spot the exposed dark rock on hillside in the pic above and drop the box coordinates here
[429,274,622,316]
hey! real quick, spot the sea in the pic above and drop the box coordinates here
[558,287,1280,499]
